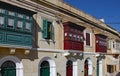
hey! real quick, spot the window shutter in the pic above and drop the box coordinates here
[42,19,48,39]
[50,24,54,40]
[86,33,90,46]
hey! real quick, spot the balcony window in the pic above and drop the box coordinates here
[113,41,120,50]
[26,15,30,20]
[7,18,14,28]
[0,16,4,26]
[8,11,15,16]
[25,22,31,32]
[17,21,23,30]
[0,8,5,14]
[18,13,24,18]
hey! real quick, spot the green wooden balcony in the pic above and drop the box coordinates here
[0,2,34,48]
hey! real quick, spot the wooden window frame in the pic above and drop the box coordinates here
[0,16,5,27]
[84,30,92,47]
[0,7,33,33]
[42,19,54,40]
[7,17,15,29]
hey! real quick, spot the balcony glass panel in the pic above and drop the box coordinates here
[0,8,5,13]
[7,18,14,28]
[8,11,15,16]
[17,21,23,30]
[0,16,4,26]
[25,22,31,32]
[18,13,24,18]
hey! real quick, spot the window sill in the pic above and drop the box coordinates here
[85,45,92,48]
[40,39,56,43]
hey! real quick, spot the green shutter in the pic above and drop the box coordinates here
[42,19,54,40]
[42,19,48,39]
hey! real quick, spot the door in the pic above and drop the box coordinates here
[84,60,88,76]
[97,60,99,76]
[97,60,102,76]
[40,61,50,76]
[67,60,73,76]
[1,61,16,76]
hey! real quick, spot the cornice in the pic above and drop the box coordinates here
[1,0,120,37]
[39,0,120,37]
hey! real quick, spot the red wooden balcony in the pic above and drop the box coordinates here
[95,34,107,53]
[63,22,85,51]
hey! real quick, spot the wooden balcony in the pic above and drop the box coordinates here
[63,22,85,51]
[95,34,107,53]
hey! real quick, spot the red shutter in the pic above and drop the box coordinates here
[86,33,90,46]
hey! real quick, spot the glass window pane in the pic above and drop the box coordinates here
[18,13,24,18]
[26,16,30,20]
[8,11,15,16]
[0,16,4,25]
[17,21,23,29]
[0,8,5,13]
[8,18,14,28]
[26,22,31,31]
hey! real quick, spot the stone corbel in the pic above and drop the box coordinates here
[24,49,30,55]
[10,48,16,54]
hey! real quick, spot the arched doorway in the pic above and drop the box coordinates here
[97,59,102,76]
[84,58,93,76]
[40,61,50,76]
[66,60,73,76]
[1,61,16,76]
[39,57,56,76]
[0,56,23,76]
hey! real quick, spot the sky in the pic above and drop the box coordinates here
[64,0,120,32]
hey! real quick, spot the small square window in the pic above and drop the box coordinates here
[17,21,23,30]
[0,16,4,26]
[7,18,14,28]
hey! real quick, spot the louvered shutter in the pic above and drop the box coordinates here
[86,33,90,46]
[42,19,48,39]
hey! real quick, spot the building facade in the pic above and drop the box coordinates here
[0,0,120,76]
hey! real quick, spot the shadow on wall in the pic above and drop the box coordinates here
[32,16,41,48]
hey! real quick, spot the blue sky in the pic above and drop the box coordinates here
[64,0,120,32]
